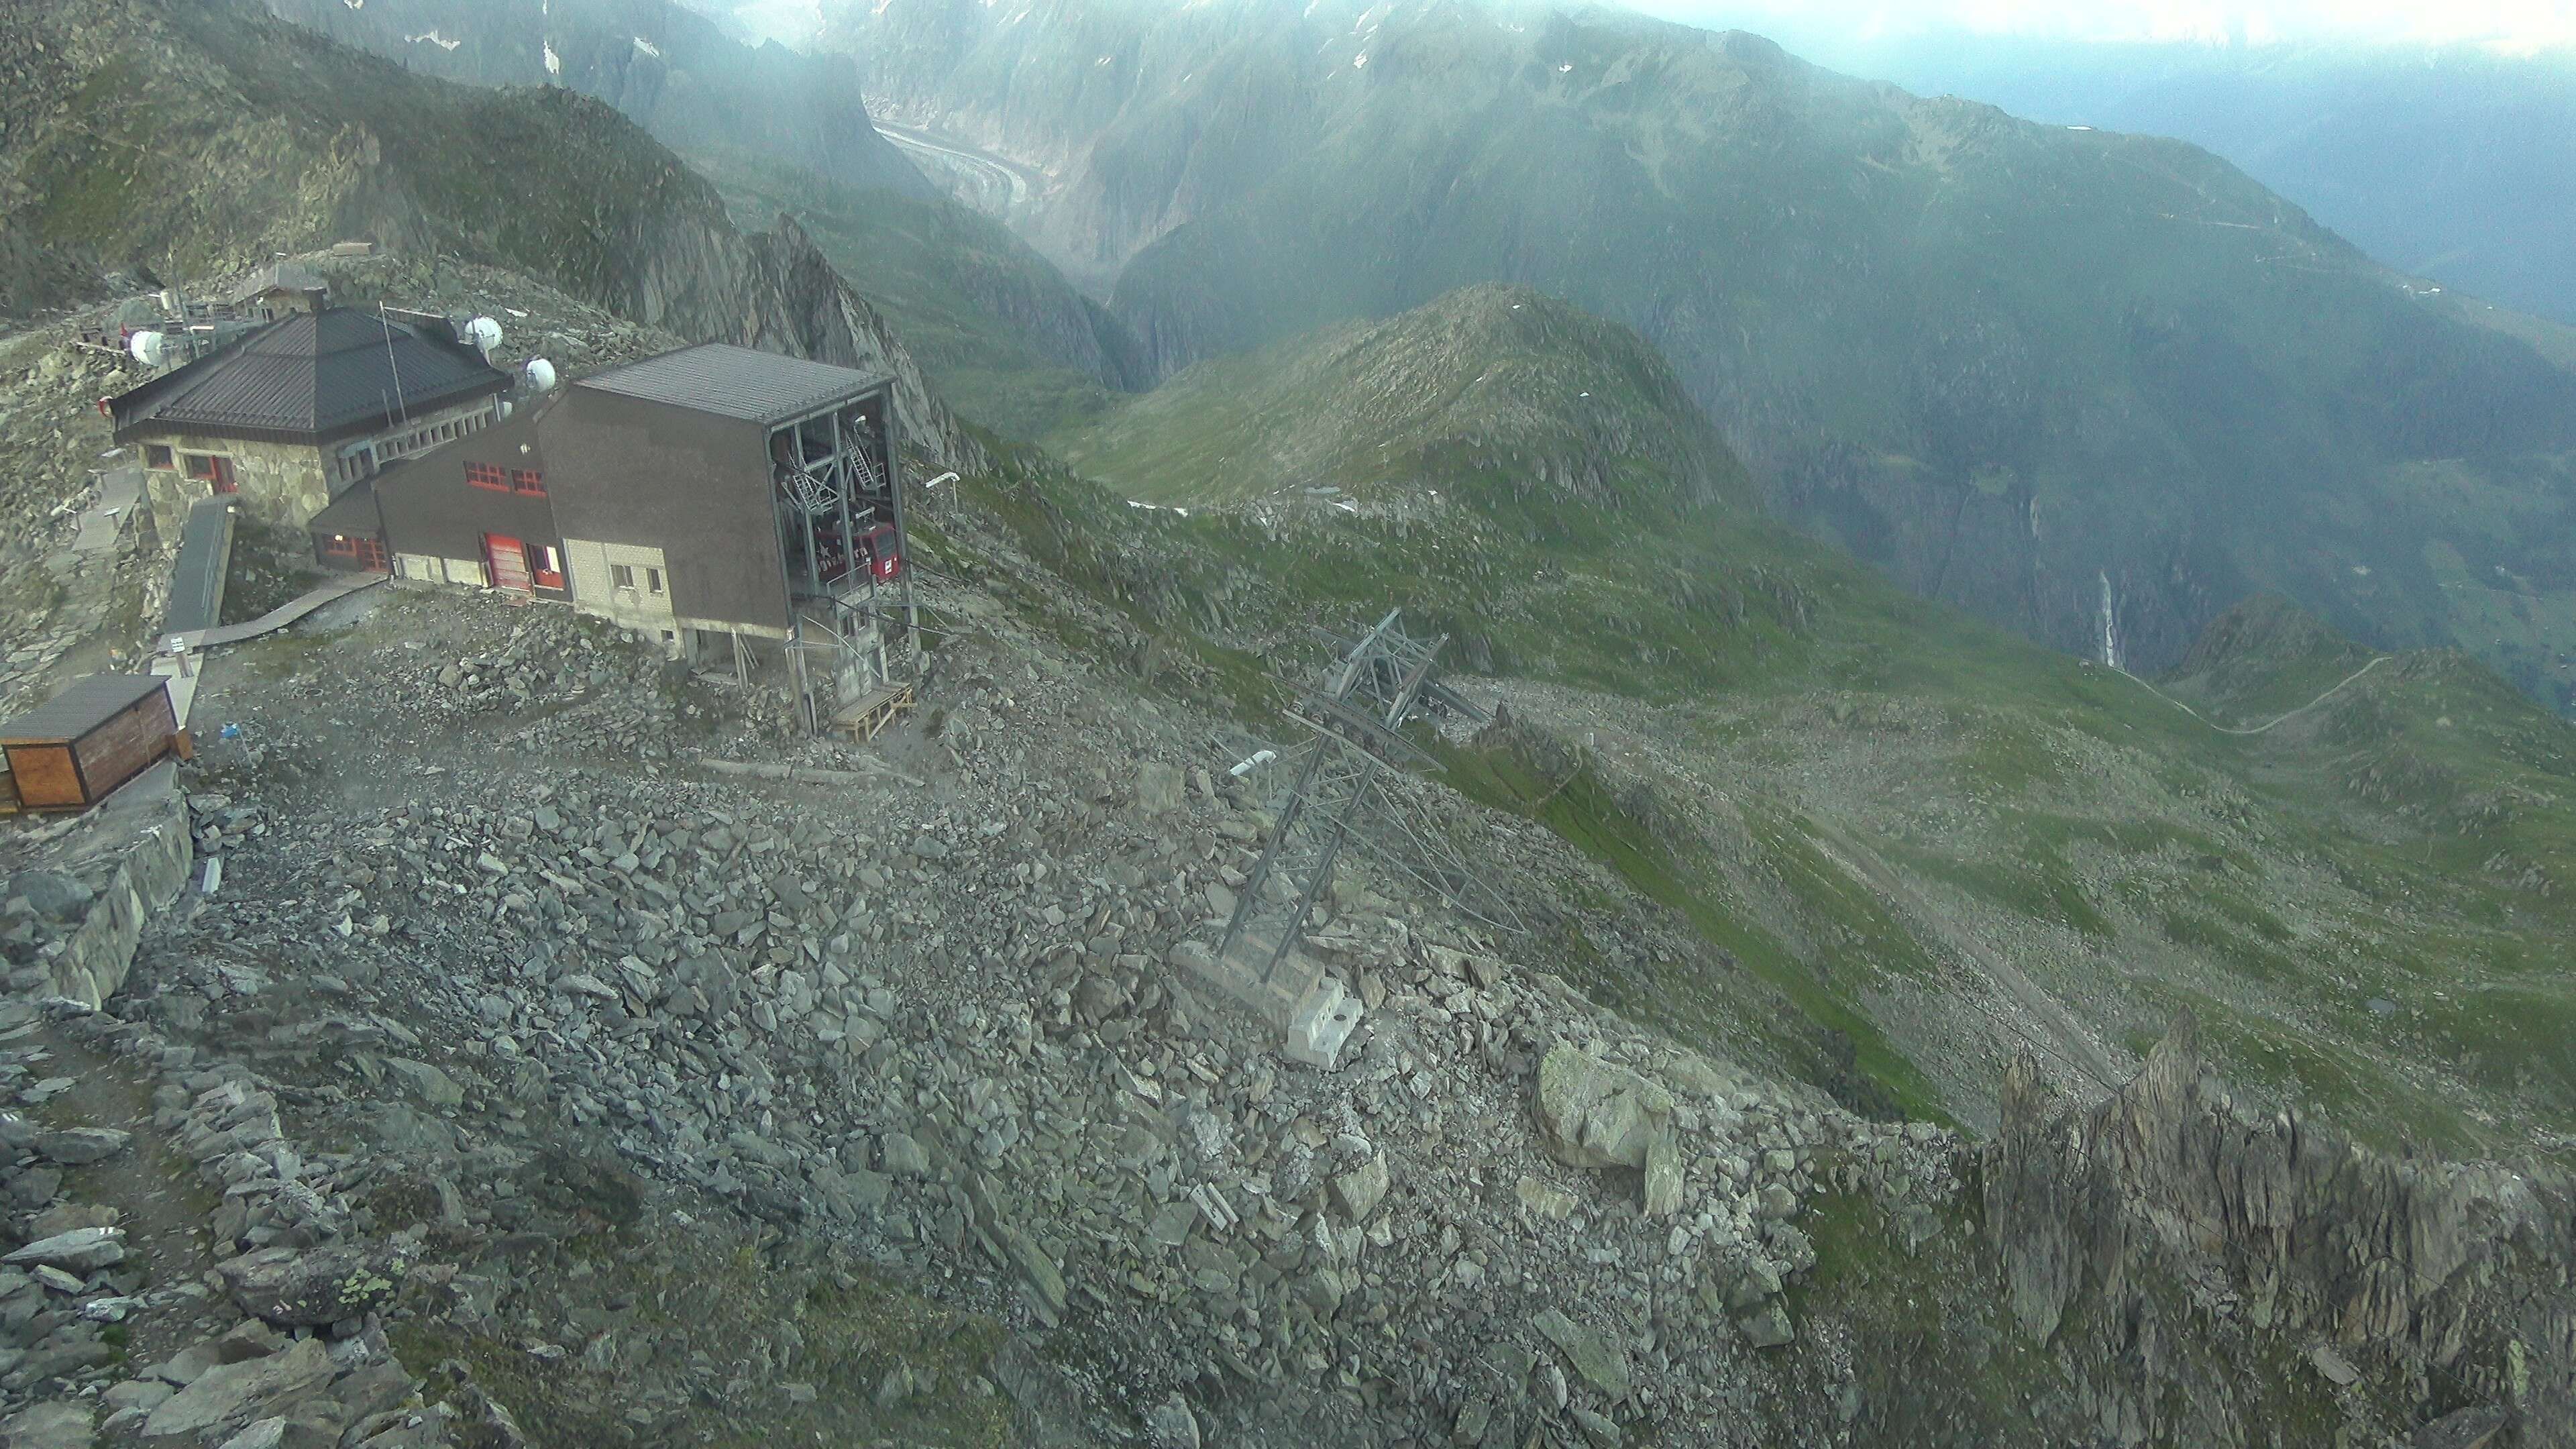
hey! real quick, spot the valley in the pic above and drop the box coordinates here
[825,0,2576,704]
[0,1,2571,1446]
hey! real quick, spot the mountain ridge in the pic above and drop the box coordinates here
[256,0,937,204]
[1049,282,1750,512]
[824,0,2576,700]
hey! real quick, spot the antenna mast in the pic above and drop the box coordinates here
[379,302,410,426]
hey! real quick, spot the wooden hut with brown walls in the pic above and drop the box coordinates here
[0,676,184,814]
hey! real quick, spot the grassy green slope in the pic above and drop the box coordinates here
[699,150,1124,441]
[1006,287,2576,1155]
[1048,283,1747,511]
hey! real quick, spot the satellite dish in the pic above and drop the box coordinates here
[523,358,558,392]
[465,316,502,354]
[127,331,168,368]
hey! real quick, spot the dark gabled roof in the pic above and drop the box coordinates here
[0,674,168,746]
[109,307,512,447]
[307,484,383,539]
[574,342,888,427]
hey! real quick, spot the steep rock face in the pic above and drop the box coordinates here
[0,0,981,470]
[258,0,934,202]
[719,217,990,470]
[1987,1024,2575,1446]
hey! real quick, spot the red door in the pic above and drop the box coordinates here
[482,533,531,592]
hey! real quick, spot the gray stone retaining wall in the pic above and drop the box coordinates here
[40,771,191,1008]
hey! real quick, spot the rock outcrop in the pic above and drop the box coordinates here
[1532,1041,1674,1171]
[1986,1020,2575,1446]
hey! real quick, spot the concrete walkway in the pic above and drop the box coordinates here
[65,466,142,558]
[161,572,384,654]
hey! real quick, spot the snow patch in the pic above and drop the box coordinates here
[543,40,562,76]
[406,30,463,51]
[1353,51,1368,68]
[633,36,663,58]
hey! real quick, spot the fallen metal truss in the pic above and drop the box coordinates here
[1217,609,1523,990]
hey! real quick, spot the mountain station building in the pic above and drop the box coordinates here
[109,303,514,531]
[307,343,916,735]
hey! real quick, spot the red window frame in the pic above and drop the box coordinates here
[321,533,388,572]
[511,468,545,496]
[529,543,566,590]
[184,454,237,493]
[466,462,510,492]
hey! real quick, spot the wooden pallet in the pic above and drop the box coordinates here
[831,681,917,742]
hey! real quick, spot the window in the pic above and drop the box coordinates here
[511,468,545,496]
[611,564,637,590]
[144,445,174,470]
[531,543,565,590]
[466,462,509,492]
[321,533,388,571]
[184,455,236,494]
[646,568,664,595]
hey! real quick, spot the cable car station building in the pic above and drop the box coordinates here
[309,343,916,735]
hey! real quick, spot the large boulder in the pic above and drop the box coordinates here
[221,1244,407,1327]
[143,1338,337,1440]
[1534,1044,1674,1171]
[1135,761,1186,816]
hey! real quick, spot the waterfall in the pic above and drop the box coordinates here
[2098,570,2122,671]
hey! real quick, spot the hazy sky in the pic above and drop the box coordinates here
[1626,0,2576,52]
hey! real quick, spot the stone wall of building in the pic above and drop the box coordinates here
[140,435,329,531]
[136,397,501,532]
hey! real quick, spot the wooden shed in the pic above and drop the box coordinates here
[0,675,186,813]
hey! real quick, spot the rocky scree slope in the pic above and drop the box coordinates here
[117,570,1968,1448]
[0,0,985,472]
[256,0,938,205]
[0,478,2563,1446]
[828,0,2576,696]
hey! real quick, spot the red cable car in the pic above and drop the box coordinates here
[857,523,902,581]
